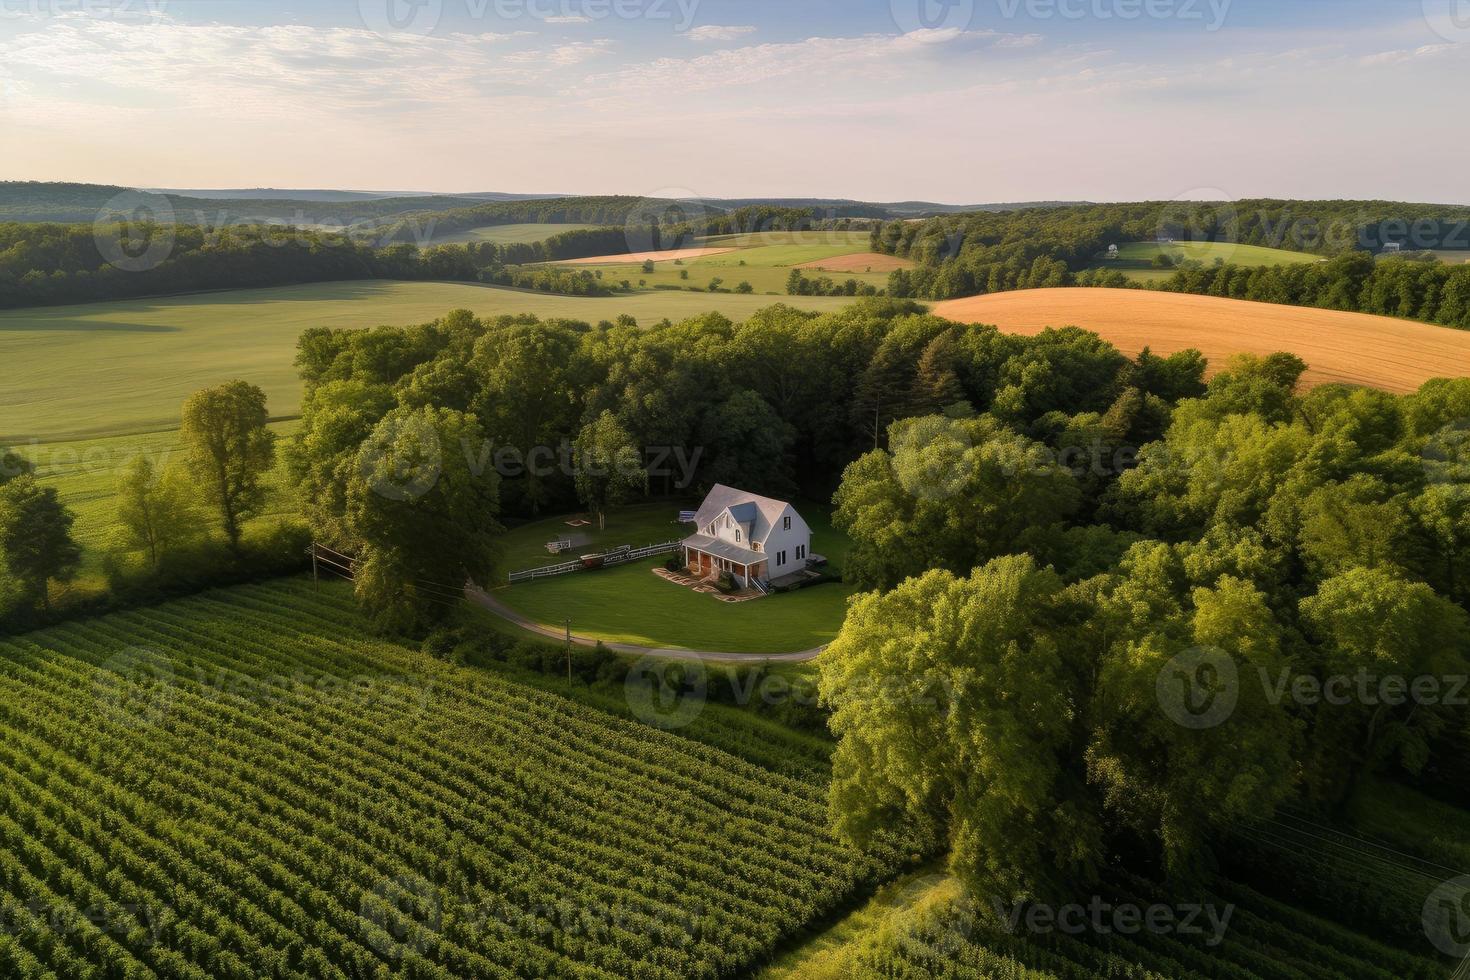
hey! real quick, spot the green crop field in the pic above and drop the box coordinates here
[493,503,857,654]
[541,231,896,296]
[0,281,854,444]
[0,578,907,978]
[423,222,607,245]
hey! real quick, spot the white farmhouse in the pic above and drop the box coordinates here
[681,485,812,590]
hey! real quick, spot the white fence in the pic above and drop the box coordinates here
[508,540,681,584]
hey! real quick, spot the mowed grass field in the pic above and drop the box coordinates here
[492,502,858,654]
[0,280,854,444]
[422,221,607,245]
[1089,241,1324,283]
[934,287,1470,392]
[539,231,907,296]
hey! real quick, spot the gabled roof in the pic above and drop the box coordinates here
[691,485,792,542]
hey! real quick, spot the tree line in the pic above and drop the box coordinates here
[0,203,875,308]
[1154,251,1470,328]
[0,221,654,308]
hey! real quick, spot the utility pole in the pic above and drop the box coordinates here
[311,545,319,592]
[565,617,573,683]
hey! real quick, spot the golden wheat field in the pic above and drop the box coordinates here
[932,287,1470,392]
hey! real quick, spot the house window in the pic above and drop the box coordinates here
[783,516,791,530]
[797,545,806,560]
[777,550,787,567]
[735,530,741,542]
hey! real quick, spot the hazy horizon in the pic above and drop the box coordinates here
[3,0,1468,205]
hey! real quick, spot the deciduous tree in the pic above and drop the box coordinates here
[180,381,277,551]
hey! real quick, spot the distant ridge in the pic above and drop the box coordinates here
[145,188,570,203]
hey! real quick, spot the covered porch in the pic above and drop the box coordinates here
[681,534,769,589]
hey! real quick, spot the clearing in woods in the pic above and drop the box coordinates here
[421,221,607,245]
[1089,241,1324,282]
[794,252,914,274]
[540,231,904,294]
[933,287,1470,392]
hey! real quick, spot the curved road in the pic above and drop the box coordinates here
[465,586,826,663]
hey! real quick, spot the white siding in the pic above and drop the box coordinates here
[760,505,811,574]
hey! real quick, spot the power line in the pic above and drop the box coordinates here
[1273,810,1470,881]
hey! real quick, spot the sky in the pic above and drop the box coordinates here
[2,0,1468,204]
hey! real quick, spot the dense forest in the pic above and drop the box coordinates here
[266,299,1469,914]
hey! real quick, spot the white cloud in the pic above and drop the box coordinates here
[684,25,757,43]
[587,29,1042,96]
[544,15,591,24]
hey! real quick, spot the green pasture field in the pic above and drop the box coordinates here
[16,422,299,584]
[493,502,859,654]
[540,230,895,296]
[1089,240,1325,282]
[423,221,607,245]
[0,281,854,444]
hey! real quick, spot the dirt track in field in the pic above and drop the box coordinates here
[795,252,915,273]
[932,288,1470,393]
[556,247,739,265]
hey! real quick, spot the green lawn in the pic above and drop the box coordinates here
[493,501,859,654]
[541,230,893,296]
[0,280,854,443]
[1088,240,1324,282]
[424,221,607,245]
